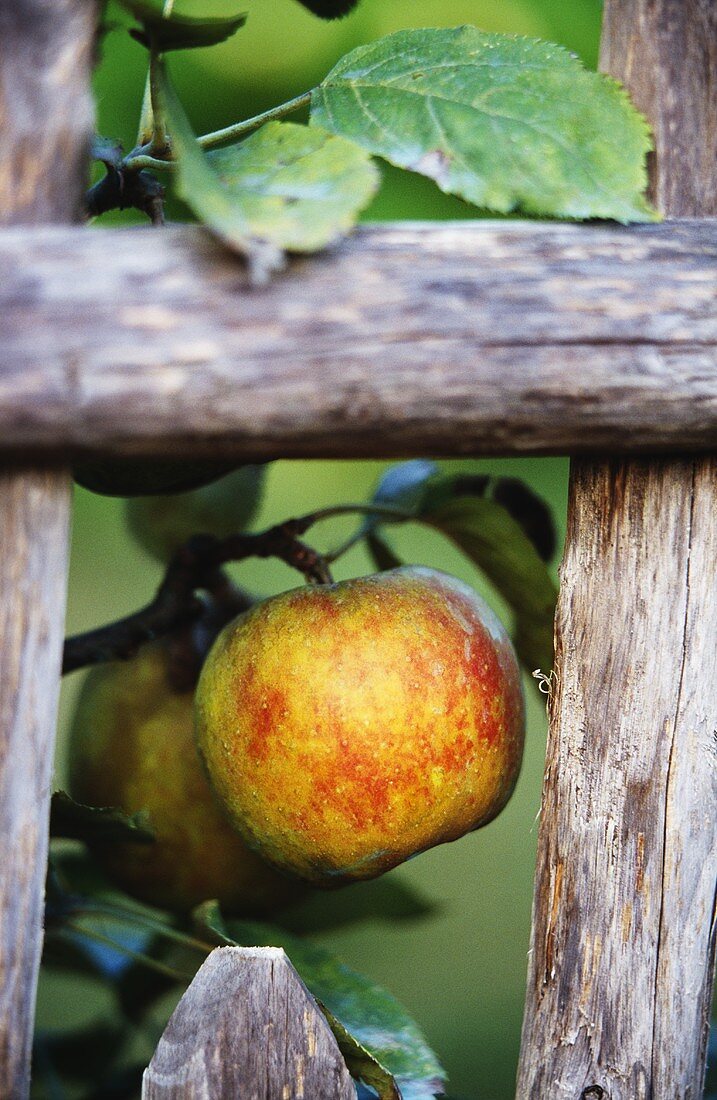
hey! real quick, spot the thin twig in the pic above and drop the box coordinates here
[72,902,214,955]
[123,153,174,172]
[59,923,195,984]
[148,49,170,157]
[197,90,314,149]
[324,527,367,564]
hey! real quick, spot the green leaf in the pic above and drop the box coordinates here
[367,530,403,573]
[318,1004,401,1100]
[44,920,156,983]
[447,475,556,563]
[74,456,241,497]
[426,496,557,674]
[207,122,379,251]
[296,0,361,18]
[418,472,556,565]
[370,462,556,565]
[311,27,658,223]
[157,63,284,281]
[119,0,247,51]
[366,463,557,674]
[50,792,155,846]
[195,902,447,1099]
[372,459,439,514]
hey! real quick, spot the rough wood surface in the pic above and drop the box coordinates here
[0,0,95,222]
[0,2,94,1097]
[517,3,717,1097]
[516,460,717,1098]
[0,219,715,460]
[0,471,71,1098]
[142,948,357,1099]
[601,0,717,216]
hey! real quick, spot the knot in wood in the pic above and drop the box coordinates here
[580,1087,606,1100]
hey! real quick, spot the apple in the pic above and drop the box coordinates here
[195,566,525,886]
[125,464,266,562]
[68,642,303,914]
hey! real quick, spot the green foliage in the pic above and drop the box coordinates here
[50,792,155,846]
[366,460,558,673]
[159,62,377,273]
[196,901,447,1099]
[424,495,557,674]
[99,3,654,251]
[207,122,379,250]
[125,464,266,561]
[311,26,656,222]
[158,61,285,279]
[119,0,247,51]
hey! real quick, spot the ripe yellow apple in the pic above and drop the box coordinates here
[195,566,525,885]
[67,643,303,914]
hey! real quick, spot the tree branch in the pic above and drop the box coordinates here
[62,517,335,675]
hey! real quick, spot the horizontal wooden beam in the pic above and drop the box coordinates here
[1,219,715,459]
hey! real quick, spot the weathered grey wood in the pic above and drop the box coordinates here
[0,471,72,1098]
[516,459,717,1098]
[0,219,715,460]
[601,0,717,217]
[0,1,95,223]
[142,948,357,1099]
[0,2,95,1097]
[517,3,717,1097]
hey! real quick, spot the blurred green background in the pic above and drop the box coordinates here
[44,2,605,1097]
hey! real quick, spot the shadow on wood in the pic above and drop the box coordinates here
[142,947,357,1099]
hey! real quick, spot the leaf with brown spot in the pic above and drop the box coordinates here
[312,27,657,222]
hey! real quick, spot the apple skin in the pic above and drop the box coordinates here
[125,464,266,562]
[195,566,525,886]
[68,643,304,914]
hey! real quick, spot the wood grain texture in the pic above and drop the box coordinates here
[142,947,357,1099]
[0,2,94,1097]
[601,0,717,216]
[0,220,715,459]
[0,0,95,222]
[517,3,717,1097]
[516,459,717,1098]
[0,471,71,1098]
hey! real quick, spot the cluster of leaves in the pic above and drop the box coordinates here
[92,0,656,277]
[360,460,557,675]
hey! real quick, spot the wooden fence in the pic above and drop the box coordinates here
[0,0,715,1097]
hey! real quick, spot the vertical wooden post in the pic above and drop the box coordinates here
[517,3,717,1098]
[0,3,95,1097]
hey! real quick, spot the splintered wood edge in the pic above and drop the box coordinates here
[0,219,715,459]
[142,947,357,1100]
